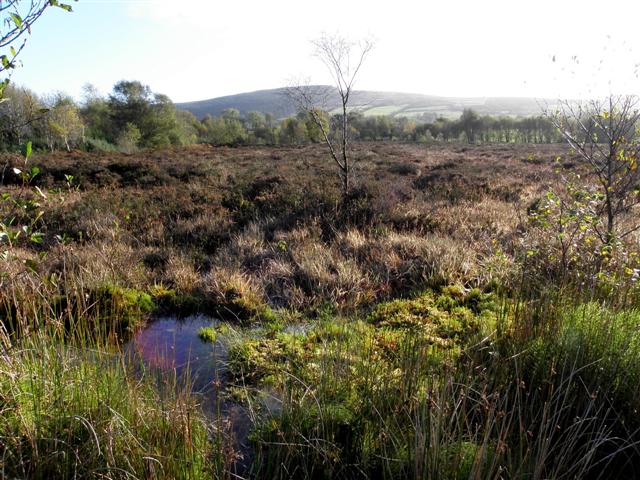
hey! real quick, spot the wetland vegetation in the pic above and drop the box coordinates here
[4,141,640,478]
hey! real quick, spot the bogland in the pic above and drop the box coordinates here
[3,142,640,479]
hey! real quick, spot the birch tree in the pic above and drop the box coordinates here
[548,95,640,244]
[287,33,373,197]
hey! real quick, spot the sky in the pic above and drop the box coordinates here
[8,0,640,103]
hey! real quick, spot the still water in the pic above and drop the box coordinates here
[126,315,254,475]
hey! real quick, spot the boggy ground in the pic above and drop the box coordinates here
[3,142,640,479]
[2,142,572,318]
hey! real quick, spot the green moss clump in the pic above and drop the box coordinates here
[89,283,154,333]
[214,282,279,324]
[367,286,495,347]
[228,337,287,383]
[149,285,207,315]
[229,296,498,478]
[197,326,218,343]
[462,287,496,314]
[245,317,451,478]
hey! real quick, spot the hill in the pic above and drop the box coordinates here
[176,86,552,121]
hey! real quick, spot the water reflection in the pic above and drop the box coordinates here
[126,315,253,476]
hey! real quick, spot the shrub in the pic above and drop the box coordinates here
[84,136,117,152]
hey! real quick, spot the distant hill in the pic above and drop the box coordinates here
[177,86,553,121]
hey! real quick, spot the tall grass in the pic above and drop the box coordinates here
[0,330,215,479]
[244,292,640,479]
[0,257,228,478]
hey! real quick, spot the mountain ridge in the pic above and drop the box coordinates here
[176,86,552,121]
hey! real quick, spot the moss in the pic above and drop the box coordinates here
[197,326,218,343]
[244,316,437,477]
[150,285,207,316]
[262,315,286,337]
[464,287,496,314]
[228,337,287,383]
[228,299,499,477]
[88,283,154,333]
[213,280,281,324]
[367,287,495,347]
[440,284,466,301]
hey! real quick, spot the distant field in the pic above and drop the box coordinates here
[361,104,409,116]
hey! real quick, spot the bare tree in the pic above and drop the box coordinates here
[548,95,640,243]
[287,33,374,197]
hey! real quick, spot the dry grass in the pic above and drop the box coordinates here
[0,142,580,316]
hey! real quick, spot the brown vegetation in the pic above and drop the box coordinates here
[2,142,580,324]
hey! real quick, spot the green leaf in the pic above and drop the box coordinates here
[50,0,75,12]
[30,232,44,245]
[24,141,32,160]
[10,47,16,57]
[9,13,23,29]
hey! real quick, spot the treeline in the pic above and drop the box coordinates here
[195,109,563,146]
[0,80,562,152]
[0,81,200,153]
[407,109,562,144]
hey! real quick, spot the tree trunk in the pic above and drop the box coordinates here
[606,192,615,245]
[341,99,349,197]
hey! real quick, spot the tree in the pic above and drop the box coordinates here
[144,93,178,147]
[303,108,329,143]
[80,83,112,142]
[287,33,374,197]
[44,93,83,151]
[116,122,141,153]
[108,80,153,135]
[548,95,640,244]
[107,80,194,148]
[279,117,307,145]
[174,109,199,145]
[0,83,43,146]
[245,110,271,144]
[459,108,480,143]
[201,112,247,146]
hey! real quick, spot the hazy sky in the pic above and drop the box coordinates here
[10,0,640,103]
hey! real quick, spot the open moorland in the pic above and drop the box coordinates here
[3,142,640,479]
